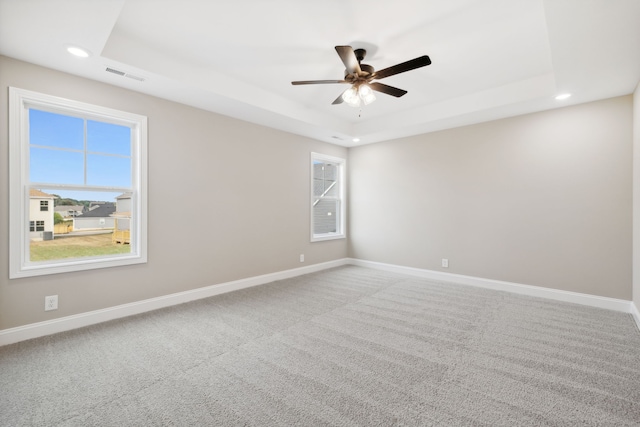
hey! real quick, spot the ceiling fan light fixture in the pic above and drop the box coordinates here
[342,86,361,107]
[359,84,376,105]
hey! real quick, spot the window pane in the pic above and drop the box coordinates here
[30,147,84,184]
[313,198,338,234]
[314,179,338,197]
[314,162,337,179]
[313,162,338,196]
[323,180,338,197]
[312,162,326,179]
[29,189,132,262]
[87,120,131,156]
[29,109,84,150]
[313,179,324,196]
[311,153,344,241]
[323,163,337,180]
[87,154,131,187]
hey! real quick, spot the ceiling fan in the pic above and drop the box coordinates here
[291,45,431,107]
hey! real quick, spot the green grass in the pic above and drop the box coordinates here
[30,233,130,262]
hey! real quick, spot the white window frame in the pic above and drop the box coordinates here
[9,87,148,278]
[310,152,346,242]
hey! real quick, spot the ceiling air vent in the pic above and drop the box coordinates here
[105,67,125,76]
[105,67,146,82]
[125,74,145,82]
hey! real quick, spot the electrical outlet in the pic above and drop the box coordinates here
[441,259,449,268]
[299,254,305,263]
[45,295,58,311]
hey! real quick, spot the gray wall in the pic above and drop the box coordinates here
[0,56,347,330]
[349,96,633,300]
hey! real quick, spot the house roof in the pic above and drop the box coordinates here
[54,205,85,216]
[29,189,56,198]
[0,1,638,146]
[76,203,116,218]
[116,192,132,200]
[54,205,84,212]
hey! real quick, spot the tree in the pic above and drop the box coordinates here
[54,212,64,225]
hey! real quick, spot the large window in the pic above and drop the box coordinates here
[311,152,345,242]
[9,87,148,278]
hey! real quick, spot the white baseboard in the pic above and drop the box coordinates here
[631,302,640,331]
[0,258,349,347]
[349,258,633,314]
[1,257,636,347]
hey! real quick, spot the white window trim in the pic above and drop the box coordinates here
[310,152,346,242]
[9,87,148,278]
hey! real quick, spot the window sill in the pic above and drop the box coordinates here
[11,253,146,279]
[311,233,346,243]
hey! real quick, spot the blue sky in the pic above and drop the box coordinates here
[29,109,132,203]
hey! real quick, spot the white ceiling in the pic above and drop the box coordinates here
[1,0,639,146]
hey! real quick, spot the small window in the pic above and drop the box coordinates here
[310,152,345,242]
[9,87,148,278]
[29,220,45,232]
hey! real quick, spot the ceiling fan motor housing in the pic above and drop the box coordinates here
[359,64,374,75]
[344,48,374,80]
[354,48,366,61]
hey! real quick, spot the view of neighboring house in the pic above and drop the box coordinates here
[88,201,109,210]
[111,192,132,244]
[54,205,86,218]
[29,189,56,241]
[115,192,132,212]
[112,192,131,228]
[73,202,116,231]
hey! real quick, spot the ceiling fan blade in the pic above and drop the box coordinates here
[291,80,347,85]
[373,55,431,80]
[369,82,408,97]
[335,46,362,75]
[332,90,346,105]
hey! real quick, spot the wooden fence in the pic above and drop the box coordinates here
[54,223,73,234]
[112,230,130,244]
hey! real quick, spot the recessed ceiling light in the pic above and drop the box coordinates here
[352,138,360,143]
[66,46,90,58]
[555,93,571,100]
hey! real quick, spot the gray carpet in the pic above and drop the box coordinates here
[1,266,639,426]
